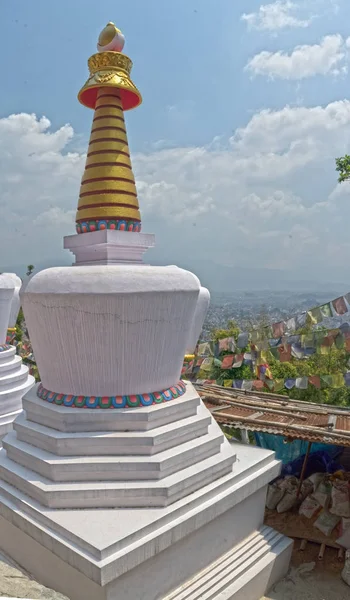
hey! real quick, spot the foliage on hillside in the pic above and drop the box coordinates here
[199,316,350,407]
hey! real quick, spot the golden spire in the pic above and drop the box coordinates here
[76,23,142,234]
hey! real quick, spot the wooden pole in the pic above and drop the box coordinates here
[241,429,250,444]
[296,441,312,499]
[318,543,326,560]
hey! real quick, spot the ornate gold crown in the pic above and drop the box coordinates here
[78,25,141,111]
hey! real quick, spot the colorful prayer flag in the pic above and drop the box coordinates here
[307,307,323,325]
[221,355,234,369]
[232,354,244,368]
[242,380,253,391]
[332,296,348,315]
[319,303,332,319]
[198,343,210,356]
[253,380,264,390]
[201,357,213,372]
[274,379,285,392]
[285,379,296,390]
[272,321,285,338]
[309,375,321,389]
[296,377,308,390]
[233,380,243,389]
[237,333,249,348]
[284,317,296,333]
[278,345,292,362]
[223,379,233,388]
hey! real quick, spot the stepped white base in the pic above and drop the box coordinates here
[0,444,291,600]
[0,383,292,598]
[0,347,34,444]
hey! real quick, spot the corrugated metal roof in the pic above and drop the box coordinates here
[197,383,350,447]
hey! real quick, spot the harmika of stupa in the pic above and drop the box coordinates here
[0,23,292,600]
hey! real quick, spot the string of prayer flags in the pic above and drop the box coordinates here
[249,291,349,339]
[191,371,350,392]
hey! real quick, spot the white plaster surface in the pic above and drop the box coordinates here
[0,274,15,345]
[186,286,210,353]
[3,273,22,328]
[64,230,155,265]
[0,346,34,443]
[23,265,200,396]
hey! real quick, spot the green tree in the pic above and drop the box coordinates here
[336,155,350,183]
[211,319,240,343]
[26,265,35,277]
[15,307,25,344]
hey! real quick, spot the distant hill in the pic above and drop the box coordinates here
[2,254,348,296]
[159,258,348,294]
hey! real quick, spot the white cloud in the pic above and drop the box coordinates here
[241,1,312,31]
[245,34,350,80]
[2,101,350,279]
[0,113,84,266]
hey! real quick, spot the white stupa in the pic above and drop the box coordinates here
[0,273,34,442]
[0,23,292,600]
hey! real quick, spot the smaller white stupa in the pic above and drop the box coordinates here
[0,273,35,441]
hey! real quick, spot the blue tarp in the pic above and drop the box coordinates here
[254,432,342,465]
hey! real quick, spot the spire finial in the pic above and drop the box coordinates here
[75,22,142,234]
[78,21,141,111]
[97,22,125,53]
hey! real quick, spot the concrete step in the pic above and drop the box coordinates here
[0,346,16,363]
[0,355,23,376]
[0,410,22,444]
[0,377,35,417]
[0,441,235,508]
[14,409,211,456]
[3,425,224,481]
[0,446,282,577]
[164,526,293,600]
[23,384,200,432]
[0,364,30,391]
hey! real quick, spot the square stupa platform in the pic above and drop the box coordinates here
[0,383,292,600]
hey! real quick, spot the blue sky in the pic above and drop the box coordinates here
[1,0,346,146]
[2,0,350,288]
